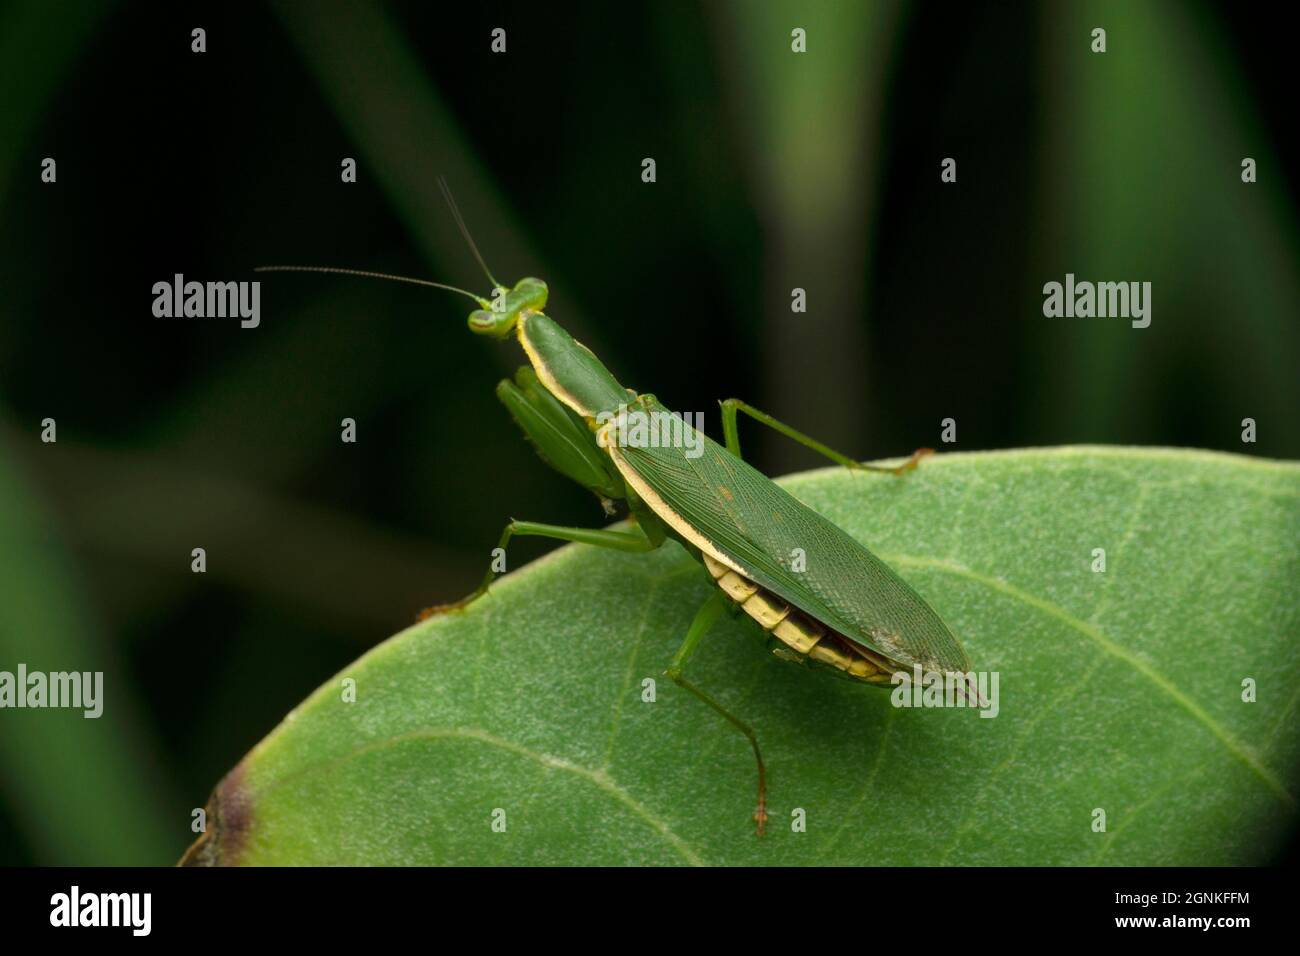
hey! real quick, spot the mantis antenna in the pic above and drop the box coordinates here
[436,175,502,291]
[252,265,487,306]
[255,177,504,306]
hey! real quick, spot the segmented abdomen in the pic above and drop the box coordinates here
[701,552,890,683]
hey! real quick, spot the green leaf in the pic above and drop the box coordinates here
[185,447,1300,865]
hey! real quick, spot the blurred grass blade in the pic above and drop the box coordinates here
[715,0,903,470]
[269,0,600,349]
[1036,0,1300,444]
[0,0,113,206]
[0,420,174,864]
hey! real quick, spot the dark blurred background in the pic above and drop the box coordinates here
[0,0,1296,864]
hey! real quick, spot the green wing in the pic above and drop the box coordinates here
[615,398,968,673]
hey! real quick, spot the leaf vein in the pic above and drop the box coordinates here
[884,553,1296,810]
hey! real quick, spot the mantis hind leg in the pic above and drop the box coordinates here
[667,591,768,835]
[719,397,931,475]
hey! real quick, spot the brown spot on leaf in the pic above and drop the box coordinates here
[177,761,252,866]
[416,598,473,621]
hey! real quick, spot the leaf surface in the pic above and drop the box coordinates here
[188,447,1300,865]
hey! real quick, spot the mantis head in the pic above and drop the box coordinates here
[467,277,549,339]
[255,179,550,341]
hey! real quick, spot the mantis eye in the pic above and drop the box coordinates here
[467,309,516,338]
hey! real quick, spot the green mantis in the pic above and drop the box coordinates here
[258,184,972,836]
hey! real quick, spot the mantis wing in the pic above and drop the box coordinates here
[608,398,969,674]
